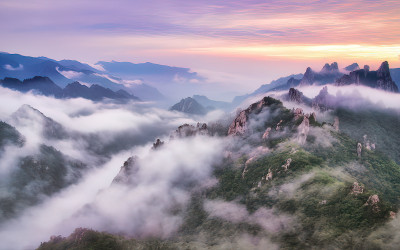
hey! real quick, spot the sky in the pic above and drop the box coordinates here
[1,0,400,93]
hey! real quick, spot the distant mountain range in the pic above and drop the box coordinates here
[0,76,139,102]
[233,61,400,105]
[0,52,206,101]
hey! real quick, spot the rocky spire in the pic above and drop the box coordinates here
[376,61,398,92]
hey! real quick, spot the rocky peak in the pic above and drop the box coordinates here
[152,138,164,150]
[288,88,303,103]
[377,61,390,76]
[312,86,336,111]
[336,61,398,92]
[321,62,339,73]
[171,122,208,138]
[170,97,207,115]
[299,67,315,86]
[344,63,360,72]
[376,61,398,92]
[228,96,281,136]
[112,156,139,185]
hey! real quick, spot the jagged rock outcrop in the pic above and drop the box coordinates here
[112,156,139,185]
[288,88,304,103]
[152,138,164,150]
[333,117,339,131]
[357,143,362,159]
[297,116,310,145]
[262,127,271,140]
[363,135,375,150]
[281,158,292,171]
[351,182,364,195]
[335,61,398,92]
[294,108,304,120]
[364,194,380,213]
[171,122,208,138]
[228,96,281,136]
[170,97,207,115]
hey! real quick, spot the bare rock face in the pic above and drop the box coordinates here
[357,143,362,159]
[152,138,164,150]
[228,96,280,136]
[112,156,139,185]
[288,88,304,103]
[364,194,380,212]
[228,110,247,136]
[351,182,364,195]
[333,116,340,131]
[281,158,292,171]
[297,116,310,145]
[171,122,208,138]
[262,127,272,140]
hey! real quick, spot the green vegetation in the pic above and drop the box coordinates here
[37,97,400,249]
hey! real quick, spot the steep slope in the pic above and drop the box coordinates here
[38,93,400,249]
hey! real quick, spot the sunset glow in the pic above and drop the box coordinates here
[1,0,400,90]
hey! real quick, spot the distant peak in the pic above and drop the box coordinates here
[321,62,339,73]
[344,63,360,72]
